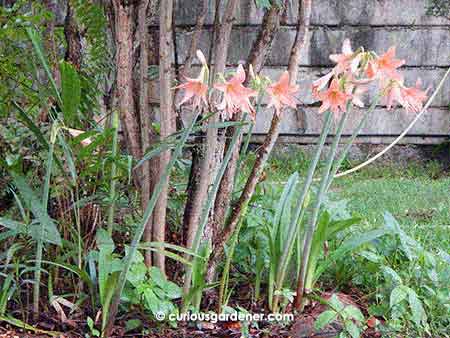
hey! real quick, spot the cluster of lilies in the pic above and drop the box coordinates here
[313,39,428,115]
[175,50,298,119]
[176,40,428,119]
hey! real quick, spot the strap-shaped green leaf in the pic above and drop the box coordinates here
[10,173,61,246]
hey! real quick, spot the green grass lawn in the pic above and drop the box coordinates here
[266,147,450,253]
[334,175,450,251]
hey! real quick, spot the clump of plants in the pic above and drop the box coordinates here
[2,2,450,337]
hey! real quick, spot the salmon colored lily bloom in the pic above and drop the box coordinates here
[266,71,299,116]
[174,50,209,111]
[383,81,404,110]
[372,46,405,81]
[384,79,428,113]
[400,79,428,113]
[329,38,359,74]
[317,79,352,115]
[312,71,334,97]
[214,64,257,119]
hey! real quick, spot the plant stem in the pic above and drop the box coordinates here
[107,110,119,236]
[182,117,246,311]
[103,111,200,337]
[217,210,246,313]
[294,108,350,309]
[33,122,56,320]
[326,95,381,190]
[272,111,333,312]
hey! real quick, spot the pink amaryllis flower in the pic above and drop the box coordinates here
[174,50,209,111]
[316,79,352,115]
[346,84,367,108]
[266,71,299,116]
[313,71,334,96]
[383,79,428,113]
[214,64,257,119]
[400,79,429,113]
[383,81,404,110]
[371,46,405,81]
[329,38,360,74]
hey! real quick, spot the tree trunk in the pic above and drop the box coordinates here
[207,5,282,282]
[64,2,82,69]
[112,0,142,175]
[182,0,239,259]
[137,0,154,267]
[153,0,175,273]
[43,0,60,85]
[207,0,313,281]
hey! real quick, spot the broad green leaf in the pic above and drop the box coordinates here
[143,288,159,316]
[149,266,166,285]
[329,294,345,312]
[125,319,142,333]
[314,227,390,282]
[381,266,402,285]
[10,173,61,246]
[96,229,115,305]
[314,310,337,330]
[343,305,365,322]
[60,61,81,124]
[163,281,182,299]
[0,217,25,231]
[390,285,408,308]
[344,319,361,338]
[127,263,147,287]
[406,287,427,326]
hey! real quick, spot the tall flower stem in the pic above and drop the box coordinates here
[271,110,333,312]
[325,95,381,191]
[294,106,350,309]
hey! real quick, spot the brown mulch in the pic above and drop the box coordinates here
[1,290,384,338]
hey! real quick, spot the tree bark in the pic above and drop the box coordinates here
[180,0,209,79]
[207,0,312,281]
[183,0,239,254]
[112,0,142,173]
[137,0,153,267]
[64,2,82,69]
[209,6,282,279]
[43,0,60,85]
[153,0,175,273]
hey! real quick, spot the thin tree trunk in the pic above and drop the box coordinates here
[112,0,142,174]
[43,0,60,85]
[64,2,82,69]
[208,6,282,281]
[153,0,175,273]
[180,0,209,78]
[183,0,239,254]
[138,0,153,267]
[207,0,313,280]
